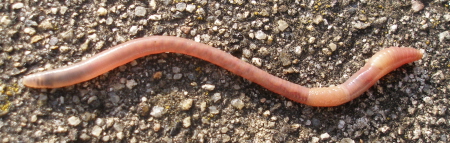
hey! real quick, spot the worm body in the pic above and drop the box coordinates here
[23,36,423,107]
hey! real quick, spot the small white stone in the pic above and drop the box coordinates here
[116,132,124,140]
[150,106,164,118]
[277,20,289,31]
[186,4,196,13]
[255,30,267,40]
[329,43,337,51]
[153,123,161,131]
[91,126,103,137]
[263,110,271,116]
[251,58,262,67]
[24,27,36,35]
[176,3,187,11]
[338,120,345,129]
[68,116,81,126]
[180,99,193,110]
[320,133,330,139]
[149,14,162,20]
[209,106,220,114]
[379,125,390,133]
[422,96,433,104]
[135,6,147,17]
[312,15,324,24]
[211,93,222,103]
[182,117,191,128]
[231,99,245,110]
[411,0,424,13]
[12,3,24,9]
[201,84,215,91]
[126,79,137,89]
[60,6,68,14]
[129,26,139,35]
[308,37,316,44]
[97,7,108,16]
[389,24,398,33]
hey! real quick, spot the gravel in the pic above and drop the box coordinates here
[1,0,448,142]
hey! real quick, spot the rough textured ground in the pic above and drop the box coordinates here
[0,0,449,142]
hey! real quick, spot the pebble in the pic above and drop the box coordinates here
[153,71,163,79]
[444,14,450,22]
[80,133,91,140]
[312,15,324,24]
[116,132,124,140]
[373,17,387,26]
[12,3,24,9]
[23,27,36,35]
[255,30,267,40]
[150,106,164,117]
[0,16,11,26]
[176,3,187,11]
[438,31,449,42]
[209,106,220,114]
[320,133,330,139]
[135,6,146,17]
[211,93,222,102]
[97,7,108,16]
[389,24,398,33]
[308,37,316,44]
[411,0,424,13]
[95,118,105,126]
[137,103,150,116]
[172,67,181,73]
[242,49,252,58]
[30,115,37,123]
[311,137,319,143]
[102,136,110,142]
[37,94,48,106]
[68,116,82,126]
[126,79,138,89]
[186,4,196,13]
[340,138,355,143]
[180,99,193,110]
[352,21,370,29]
[222,134,231,142]
[60,6,68,14]
[220,127,229,133]
[306,25,315,31]
[329,43,337,51]
[153,123,161,132]
[422,96,433,104]
[263,110,271,116]
[49,37,58,45]
[231,99,244,110]
[182,117,191,128]
[129,26,139,35]
[379,125,390,133]
[201,84,215,91]
[38,19,53,30]
[113,122,124,132]
[173,73,182,80]
[149,14,162,20]
[91,126,103,137]
[258,47,269,56]
[277,20,289,31]
[251,58,262,67]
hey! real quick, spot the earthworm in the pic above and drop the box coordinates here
[23,36,423,107]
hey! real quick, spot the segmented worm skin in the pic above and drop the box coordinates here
[23,36,423,107]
